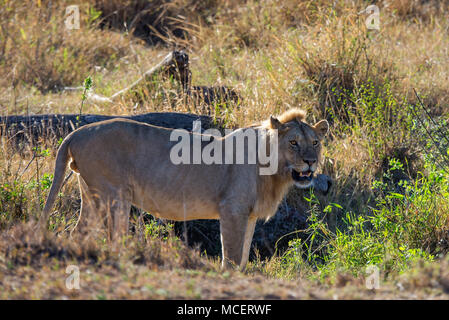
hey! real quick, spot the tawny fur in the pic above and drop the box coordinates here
[40,109,329,270]
[277,108,307,124]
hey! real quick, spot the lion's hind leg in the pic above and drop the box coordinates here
[73,175,102,238]
[108,197,131,243]
[96,186,132,245]
[75,175,131,247]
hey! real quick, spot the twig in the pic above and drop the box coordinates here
[410,89,449,171]
[413,88,449,147]
[88,50,190,103]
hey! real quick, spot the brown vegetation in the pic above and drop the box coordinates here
[1,0,449,299]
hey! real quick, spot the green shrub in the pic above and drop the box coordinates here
[278,155,447,281]
[144,219,174,241]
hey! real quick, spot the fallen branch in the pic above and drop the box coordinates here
[0,112,216,149]
[87,50,241,110]
[88,50,190,103]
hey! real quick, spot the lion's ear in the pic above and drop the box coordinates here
[269,115,282,129]
[313,120,329,140]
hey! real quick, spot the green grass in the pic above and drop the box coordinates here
[1,0,449,298]
[260,151,449,284]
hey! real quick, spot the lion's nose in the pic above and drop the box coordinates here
[304,159,316,166]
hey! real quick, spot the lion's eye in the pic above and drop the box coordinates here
[289,140,297,146]
[313,140,319,147]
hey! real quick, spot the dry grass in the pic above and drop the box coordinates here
[1,0,449,299]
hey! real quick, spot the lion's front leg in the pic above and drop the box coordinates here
[239,217,256,271]
[219,210,250,270]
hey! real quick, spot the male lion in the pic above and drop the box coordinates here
[40,109,329,270]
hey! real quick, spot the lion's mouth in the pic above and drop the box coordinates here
[291,169,314,182]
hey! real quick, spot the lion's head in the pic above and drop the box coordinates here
[268,109,329,188]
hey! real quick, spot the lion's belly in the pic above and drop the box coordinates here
[129,160,228,221]
[131,184,221,221]
[139,199,220,221]
[147,203,220,221]
[138,201,219,221]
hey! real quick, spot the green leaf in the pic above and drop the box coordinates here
[389,192,404,199]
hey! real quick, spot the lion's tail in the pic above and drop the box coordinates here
[40,135,72,230]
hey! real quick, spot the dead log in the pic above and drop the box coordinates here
[0,112,216,150]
